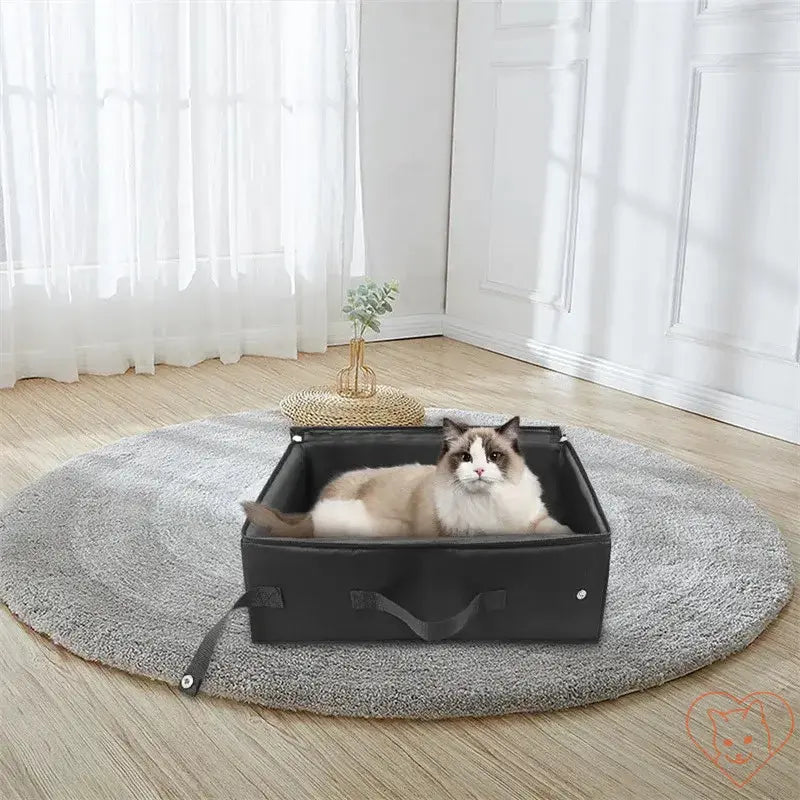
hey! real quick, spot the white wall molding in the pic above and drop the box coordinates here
[696,0,799,22]
[482,58,587,313]
[443,316,800,443]
[327,313,443,347]
[494,0,592,32]
[668,54,800,365]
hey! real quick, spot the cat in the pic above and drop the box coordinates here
[242,416,572,539]
[707,700,773,782]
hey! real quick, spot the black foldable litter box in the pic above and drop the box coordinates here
[180,424,610,696]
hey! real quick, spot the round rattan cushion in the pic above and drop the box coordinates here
[279,384,425,427]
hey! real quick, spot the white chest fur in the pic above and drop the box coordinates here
[434,468,546,535]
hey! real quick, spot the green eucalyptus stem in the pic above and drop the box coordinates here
[342,279,400,342]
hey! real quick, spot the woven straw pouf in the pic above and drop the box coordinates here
[280,385,424,427]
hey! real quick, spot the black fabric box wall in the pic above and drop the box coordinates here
[241,425,611,644]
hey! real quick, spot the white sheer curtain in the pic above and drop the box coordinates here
[0,0,360,388]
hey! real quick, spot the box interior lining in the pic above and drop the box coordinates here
[249,428,608,539]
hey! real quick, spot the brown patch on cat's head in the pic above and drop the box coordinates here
[438,417,525,483]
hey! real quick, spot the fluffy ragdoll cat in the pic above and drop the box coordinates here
[243,416,571,539]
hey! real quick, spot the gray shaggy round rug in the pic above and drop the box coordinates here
[0,409,793,718]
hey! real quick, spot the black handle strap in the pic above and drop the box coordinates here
[350,589,506,641]
[179,586,283,696]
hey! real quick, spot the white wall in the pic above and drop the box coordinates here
[330,0,456,343]
[330,0,798,441]
[444,0,800,442]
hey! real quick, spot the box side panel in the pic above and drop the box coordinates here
[241,444,310,541]
[293,425,563,444]
[241,538,610,642]
[302,438,441,497]
[298,427,566,510]
[561,442,611,534]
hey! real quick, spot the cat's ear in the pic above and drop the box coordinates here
[495,416,521,444]
[442,418,468,445]
[707,709,727,728]
[743,700,766,721]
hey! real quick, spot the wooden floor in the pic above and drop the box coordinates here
[1,338,797,800]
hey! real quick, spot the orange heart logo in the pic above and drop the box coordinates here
[685,692,795,787]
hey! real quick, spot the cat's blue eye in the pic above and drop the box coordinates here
[461,452,471,462]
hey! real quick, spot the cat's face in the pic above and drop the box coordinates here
[438,416,525,492]
[708,701,772,766]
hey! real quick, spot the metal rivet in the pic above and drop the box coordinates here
[576,589,587,600]
[291,434,302,443]
[181,674,194,689]
[560,435,568,443]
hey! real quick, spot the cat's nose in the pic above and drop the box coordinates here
[475,468,485,476]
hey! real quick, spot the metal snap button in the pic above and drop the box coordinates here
[181,674,194,689]
[576,589,587,600]
[291,435,303,443]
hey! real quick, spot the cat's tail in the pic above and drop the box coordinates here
[241,502,315,538]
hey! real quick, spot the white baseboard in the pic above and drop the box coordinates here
[327,313,444,346]
[443,316,799,444]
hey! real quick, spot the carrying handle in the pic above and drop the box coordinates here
[350,589,506,641]
[179,586,283,697]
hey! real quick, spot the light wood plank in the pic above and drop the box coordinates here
[1,338,797,800]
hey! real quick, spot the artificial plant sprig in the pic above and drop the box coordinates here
[342,279,400,340]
